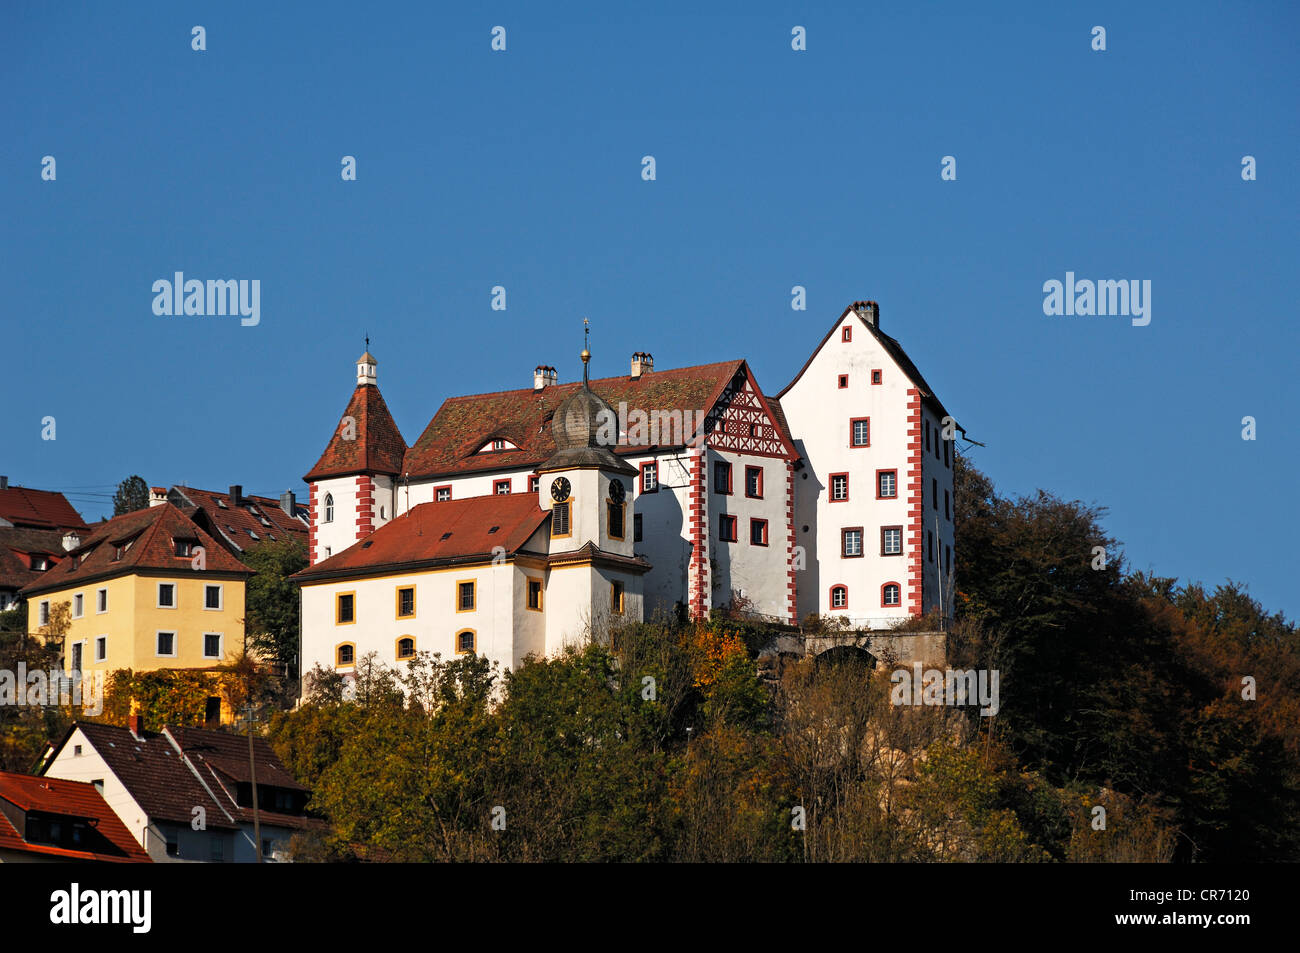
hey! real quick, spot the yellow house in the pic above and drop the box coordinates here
[20,503,253,721]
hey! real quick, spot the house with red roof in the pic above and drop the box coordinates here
[40,718,320,863]
[295,354,654,677]
[299,301,961,677]
[19,503,254,722]
[154,483,308,556]
[0,769,151,863]
[0,477,87,612]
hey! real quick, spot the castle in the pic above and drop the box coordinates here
[293,301,961,683]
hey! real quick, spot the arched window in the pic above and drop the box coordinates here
[455,629,476,655]
[396,636,415,660]
[830,585,848,609]
[323,493,334,523]
[881,583,901,608]
[335,643,355,667]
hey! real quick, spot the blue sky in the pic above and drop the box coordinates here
[3,2,1297,617]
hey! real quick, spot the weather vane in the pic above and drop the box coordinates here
[581,317,591,385]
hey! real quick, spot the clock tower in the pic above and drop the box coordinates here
[535,345,648,642]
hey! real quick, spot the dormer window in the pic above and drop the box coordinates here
[247,529,259,540]
[477,437,517,453]
[216,498,228,508]
[30,555,49,572]
[174,538,196,557]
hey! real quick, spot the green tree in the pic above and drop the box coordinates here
[242,537,308,675]
[112,475,150,515]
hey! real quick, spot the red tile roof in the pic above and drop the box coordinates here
[169,486,308,553]
[293,494,550,581]
[0,486,87,531]
[403,360,774,479]
[0,526,68,593]
[19,502,252,597]
[0,771,152,862]
[305,383,407,481]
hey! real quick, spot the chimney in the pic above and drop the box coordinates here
[149,486,168,507]
[128,714,144,739]
[61,530,80,552]
[852,301,879,328]
[0,476,7,490]
[533,365,557,390]
[280,490,297,516]
[631,352,654,380]
[229,485,242,505]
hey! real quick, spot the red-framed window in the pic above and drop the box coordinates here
[837,374,848,389]
[841,527,864,557]
[871,369,882,385]
[876,469,897,499]
[434,485,452,502]
[745,466,763,499]
[494,479,511,495]
[750,518,768,546]
[881,526,903,556]
[830,585,848,609]
[881,582,901,607]
[719,514,738,542]
[714,461,732,494]
[640,462,658,494]
[841,326,852,342]
[829,472,848,502]
[850,417,870,447]
[529,475,540,493]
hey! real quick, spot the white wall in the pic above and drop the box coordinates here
[782,315,917,628]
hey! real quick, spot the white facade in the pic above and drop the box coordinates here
[779,302,956,628]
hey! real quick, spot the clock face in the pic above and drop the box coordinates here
[608,479,625,503]
[550,477,571,503]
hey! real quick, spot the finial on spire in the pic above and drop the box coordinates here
[365,333,370,350]
[581,317,591,385]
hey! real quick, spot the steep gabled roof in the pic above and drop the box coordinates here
[778,302,962,429]
[293,494,551,582]
[44,722,322,835]
[402,360,795,479]
[0,771,152,862]
[0,486,86,531]
[169,486,308,554]
[305,383,407,481]
[19,503,251,597]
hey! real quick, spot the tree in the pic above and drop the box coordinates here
[112,475,150,515]
[242,537,308,675]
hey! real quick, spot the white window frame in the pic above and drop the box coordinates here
[95,635,107,662]
[96,587,108,614]
[883,527,903,555]
[70,639,87,672]
[155,631,178,658]
[323,493,334,523]
[39,601,50,625]
[157,582,177,609]
[204,584,223,611]
[202,632,223,660]
[843,529,863,557]
[72,593,84,618]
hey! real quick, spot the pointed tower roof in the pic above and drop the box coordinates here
[305,351,407,481]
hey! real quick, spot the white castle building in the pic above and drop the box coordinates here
[294,302,961,682]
